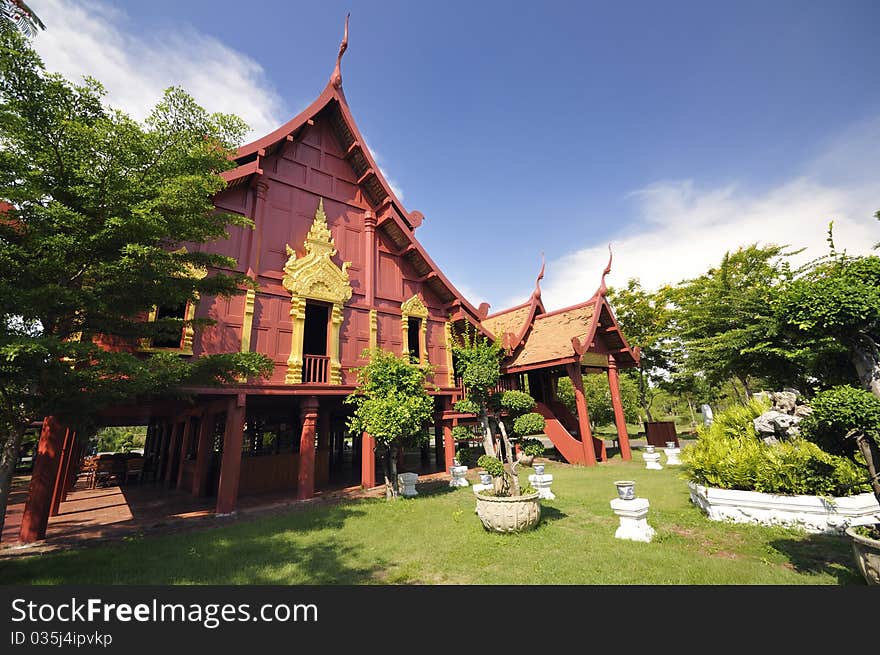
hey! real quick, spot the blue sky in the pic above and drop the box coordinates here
[30,0,880,311]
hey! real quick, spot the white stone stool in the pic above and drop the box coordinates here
[643,450,663,470]
[664,447,681,466]
[528,473,555,500]
[610,497,655,542]
[398,472,419,497]
[449,465,470,487]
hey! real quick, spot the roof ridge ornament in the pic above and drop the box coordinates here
[330,13,350,89]
[534,251,545,299]
[597,244,613,297]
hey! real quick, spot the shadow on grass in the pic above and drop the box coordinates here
[539,505,568,524]
[768,533,864,585]
[1,503,386,585]
[413,481,458,498]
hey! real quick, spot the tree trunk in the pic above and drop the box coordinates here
[685,396,697,429]
[479,408,494,456]
[852,336,880,399]
[736,374,753,400]
[382,445,398,500]
[854,431,880,508]
[0,421,26,542]
[730,378,745,405]
[639,372,654,422]
[496,418,520,496]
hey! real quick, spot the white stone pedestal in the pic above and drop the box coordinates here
[398,472,419,497]
[449,465,470,487]
[664,447,681,466]
[643,452,662,470]
[528,473,555,500]
[610,497,655,542]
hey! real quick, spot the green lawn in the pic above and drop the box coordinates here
[0,459,863,584]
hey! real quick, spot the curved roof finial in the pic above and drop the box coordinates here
[597,244,613,297]
[534,251,545,299]
[330,13,350,89]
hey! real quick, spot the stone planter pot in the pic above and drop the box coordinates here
[475,491,541,533]
[478,472,492,485]
[846,525,880,585]
[614,480,636,501]
[534,463,545,475]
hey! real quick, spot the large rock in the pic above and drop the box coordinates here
[794,404,813,418]
[754,410,785,436]
[753,409,802,440]
[771,391,799,414]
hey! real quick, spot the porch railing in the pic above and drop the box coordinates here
[303,354,330,384]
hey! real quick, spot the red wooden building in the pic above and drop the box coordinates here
[17,24,639,543]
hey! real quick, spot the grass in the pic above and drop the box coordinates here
[0,458,863,585]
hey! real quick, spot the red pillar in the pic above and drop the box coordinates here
[62,440,81,502]
[315,407,330,488]
[364,211,376,306]
[608,356,632,461]
[216,396,246,514]
[191,412,213,497]
[567,363,597,466]
[164,422,183,486]
[296,396,319,500]
[361,432,376,489]
[19,416,67,543]
[443,422,455,472]
[49,429,73,517]
[175,418,193,490]
[434,408,444,467]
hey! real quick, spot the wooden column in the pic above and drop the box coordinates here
[567,363,597,466]
[62,440,81,502]
[191,413,213,497]
[434,409,444,467]
[443,421,455,472]
[19,416,67,543]
[156,423,170,481]
[216,396,246,514]
[176,417,194,490]
[296,396,319,500]
[361,432,376,489]
[316,407,330,488]
[49,429,74,517]
[164,422,183,486]
[364,210,376,306]
[608,355,632,461]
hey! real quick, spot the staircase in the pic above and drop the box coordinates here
[535,401,606,464]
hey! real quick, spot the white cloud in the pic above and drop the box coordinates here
[29,0,286,142]
[538,124,880,311]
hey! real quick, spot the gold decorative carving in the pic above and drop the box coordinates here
[369,309,378,352]
[240,288,256,353]
[401,294,429,366]
[282,198,352,384]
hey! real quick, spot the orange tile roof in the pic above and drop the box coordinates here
[482,303,532,341]
[507,302,596,368]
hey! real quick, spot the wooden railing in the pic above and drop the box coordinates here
[303,354,330,384]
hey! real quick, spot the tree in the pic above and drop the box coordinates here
[451,325,542,496]
[0,32,274,539]
[0,1,43,38]
[669,244,802,398]
[606,278,674,420]
[345,349,436,499]
[556,374,639,426]
[775,226,880,398]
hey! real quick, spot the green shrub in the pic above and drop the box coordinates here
[451,425,474,442]
[453,398,480,415]
[513,412,545,436]
[520,437,545,457]
[681,399,869,496]
[500,390,536,414]
[455,446,474,467]
[476,454,504,477]
[800,385,880,458]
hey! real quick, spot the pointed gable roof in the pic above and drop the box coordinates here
[219,24,483,323]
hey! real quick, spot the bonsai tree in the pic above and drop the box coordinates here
[801,386,880,526]
[345,349,436,499]
[451,326,543,496]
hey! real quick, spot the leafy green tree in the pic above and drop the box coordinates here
[775,228,880,398]
[669,244,802,398]
[0,32,273,539]
[606,278,675,420]
[556,374,639,427]
[93,426,147,454]
[346,349,436,499]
